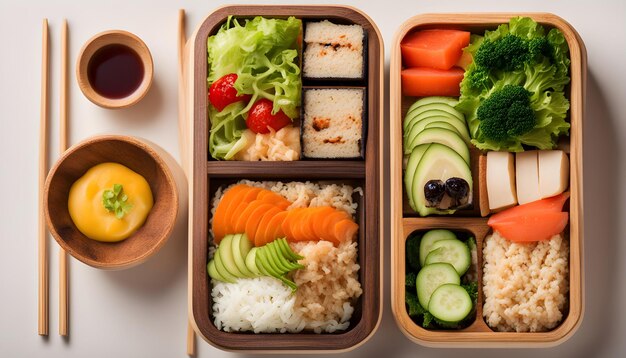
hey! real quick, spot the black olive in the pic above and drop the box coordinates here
[424,180,445,207]
[445,177,470,201]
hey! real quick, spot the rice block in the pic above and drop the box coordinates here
[302,88,364,159]
[303,20,365,79]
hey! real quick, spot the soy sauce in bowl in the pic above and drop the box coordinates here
[87,44,144,99]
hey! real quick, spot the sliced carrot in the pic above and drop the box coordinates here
[491,211,569,242]
[296,207,324,242]
[309,207,336,240]
[234,201,271,234]
[259,191,290,208]
[401,67,464,97]
[281,208,304,241]
[334,218,359,243]
[246,206,280,247]
[252,207,281,246]
[267,211,288,243]
[225,188,262,234]
[401,29,470,70]
[321,210,350,245]
[488,192,570,226]
[212,184,249,243]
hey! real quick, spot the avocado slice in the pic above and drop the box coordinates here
[405,128,470,165]
[276,238,304,262]
[404,102,464,129]
[265,242,291,273]
[404,115,470,145]
[255,247,282,278]
[231,234,255,277]
[411,143,473,216]
[404,144,432,210]
[207,260,226,282]
[218,235,244,278]
[404,109,463,132]
[245,247,262,276]
[213,249,238,283]
[406,96,459,115]
[268,242,302,271]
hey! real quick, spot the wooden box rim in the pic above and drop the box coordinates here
[389,12,586,348]
[185,4,384,353]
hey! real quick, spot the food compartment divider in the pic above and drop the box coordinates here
[188,5,382,352]
[390,13,585,347]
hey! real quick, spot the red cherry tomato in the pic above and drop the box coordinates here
[246,99,292,134]
[208,73,252,111]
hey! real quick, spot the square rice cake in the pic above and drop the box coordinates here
[302,88,364,158]
[303,21,365,79]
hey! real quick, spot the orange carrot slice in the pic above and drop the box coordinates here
[234,201,271,234]
[266,211,288,244]
[491,212,569,242]
[226,188,262,234]
[488,192,570,226]
[309,207,336,240]
[401,67,464,97]
[252,207,281,246]
[212,184,249,243]
[281,208,304,241]
[334,218,359,243]
[246,205,280,246]
[401,29,470,70]
[321,210,350,245]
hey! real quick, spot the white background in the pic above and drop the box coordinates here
[1,0,624,357]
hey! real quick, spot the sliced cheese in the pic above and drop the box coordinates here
[538,150,569,198]
[515,151,541,205]
[486,151,517,211]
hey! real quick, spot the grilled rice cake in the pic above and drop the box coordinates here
[303,21,364,79]
[302,88,364,158]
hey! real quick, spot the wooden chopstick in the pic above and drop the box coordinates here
[38,18,50,337]
[59,19,69,337]
[178,9,195,356]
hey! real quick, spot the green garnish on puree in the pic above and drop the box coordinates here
[102,184,132,219]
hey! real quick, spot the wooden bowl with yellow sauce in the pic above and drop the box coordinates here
[44,135,186,270]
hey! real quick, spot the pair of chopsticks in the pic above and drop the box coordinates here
[39,18,70,337]
[177,9,195,357]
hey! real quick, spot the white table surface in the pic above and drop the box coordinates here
[1,0,624,357]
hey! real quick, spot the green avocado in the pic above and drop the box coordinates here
[255,246,281,278]
[404,144,431,210]
[213,249,237,283]
[405,128,470,165]
[411,143,472,217]
[207,260,226,282]
[245,247,262,276]
[231,234,255,277]
[405,96,459,116]
[219,235,244,278]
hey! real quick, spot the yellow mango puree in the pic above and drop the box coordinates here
[68,162,153,242]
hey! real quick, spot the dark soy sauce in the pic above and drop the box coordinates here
[87,44,144,99]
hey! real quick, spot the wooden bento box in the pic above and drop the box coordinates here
[390,14,586,347]
[184,5,383,353]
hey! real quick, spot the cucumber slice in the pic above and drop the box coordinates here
[428,284,472,324]
[416,263,460,309]
[419,229,457,266]
[207,260,225,282]
[424,239,471,276]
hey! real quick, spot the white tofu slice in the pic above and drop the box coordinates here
[486,151,518,211]
[515,151,541,204]
[538,150,569,198]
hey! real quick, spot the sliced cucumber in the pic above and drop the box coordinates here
[207,260,225,282]
[424,239,471,276]
[419,229,457,266]
[428,283,472,324]
[416,263,460,309]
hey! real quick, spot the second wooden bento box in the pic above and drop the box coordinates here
[390,13,586,347]
[183,5,383,353]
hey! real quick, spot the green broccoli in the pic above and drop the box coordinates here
[477,84,535,142]
[474,34,531,72]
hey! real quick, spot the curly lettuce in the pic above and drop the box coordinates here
[207,16,302,159]
[456,17,571,152]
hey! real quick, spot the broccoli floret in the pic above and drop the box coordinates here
[528,37,554,61]
[477,84,536,142]
[474,34,530,71]
[467,67,490,90]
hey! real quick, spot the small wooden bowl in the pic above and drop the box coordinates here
[76,30,153,109]
[44,135,180,270]
[390,13,586,347]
